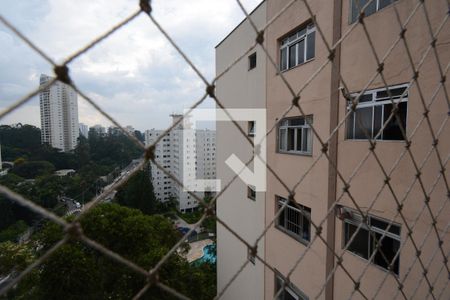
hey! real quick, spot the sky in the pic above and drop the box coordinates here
[0,0,262,131]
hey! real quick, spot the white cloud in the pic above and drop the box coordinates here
[0,0,263,131]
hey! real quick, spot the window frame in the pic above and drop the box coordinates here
[346,83,408,141]
[342,209,401,275]
[349,0,397,24]
[275,196,311,245]
[248,52,257,70]
[274,271,309,300]
[278,115,313,155]
[279,23,316,72]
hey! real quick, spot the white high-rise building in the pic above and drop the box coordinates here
[39,74,79,152]
[144,115,216,212]
[145,129,173,203]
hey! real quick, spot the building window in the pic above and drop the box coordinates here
[275,272,308,300]
[350,0,397,23]
[280,23,315,72]
[247,185,256,201]
[248,52,257,70]
[276,196,311,244]
[248,121,255,136]
[346,84,408,140]
[247,247,255,265]
[342,209,401,274]
[278,116,312,155]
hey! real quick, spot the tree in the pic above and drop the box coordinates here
[0,241,34,276]
[11,161,55,179]
[116,165,157,215]
[0,221,27,243]
[9,204,215,299]
[73,135,91,168]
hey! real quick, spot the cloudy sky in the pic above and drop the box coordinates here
[0,0,261,131]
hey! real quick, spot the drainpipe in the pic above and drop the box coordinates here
[325,0,342,300]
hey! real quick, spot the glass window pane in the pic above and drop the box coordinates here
[370,217,401,235]
[351,0,360,23]
[354,106,373,139]
[371,232,400,274]
[279,128,287,151]
[278,202,285,227]
[376,86,407,99]
[346,110,355,139]
[302,128,310,153]
[382,102,406,140]
[297,28,307,38]
[281,48,288,71]
[302,211,310,241]
[287,128,295,151]
[379,0,394,10]
[285,289,298,300]
[289,118,304,126]
[306,31,315,60]
[362,0,377,17]
[345,223,369,259]
[248,53,257,70]
[358,93,373,103]
[288,207,300,235]
[373,105,382,139]
[297,39,305,65]
[289,44,297,68]
[296,128,303,152]
[275,276,284,300]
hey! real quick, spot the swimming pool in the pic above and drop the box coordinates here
[194,243,216,264]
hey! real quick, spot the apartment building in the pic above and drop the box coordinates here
[39,74,79,152]
[216,1,450,299]
[91,124,107,136]
[216,2,267,299]
[144,115,216,212]
[145,128,173,202]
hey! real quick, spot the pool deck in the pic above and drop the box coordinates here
[186,239,214,263]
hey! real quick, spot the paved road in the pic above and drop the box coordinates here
[101,158,144,202]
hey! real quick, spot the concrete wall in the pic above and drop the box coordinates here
[335,0,450,298]
[215,2,267,299]
[216,0,449,299]
[264,0,335,298]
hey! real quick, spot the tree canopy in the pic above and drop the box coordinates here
[116,165,158,215]
[4,204,216,300]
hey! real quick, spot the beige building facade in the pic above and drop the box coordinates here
[216,0,449,299]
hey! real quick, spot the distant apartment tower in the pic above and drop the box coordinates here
[144,115,216,212]
[216,1,450,300]
[39,74,79,151]
[145,129,174,203]
[79,123,89,138]
[125,125,135,134]
[91,124,106,136]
